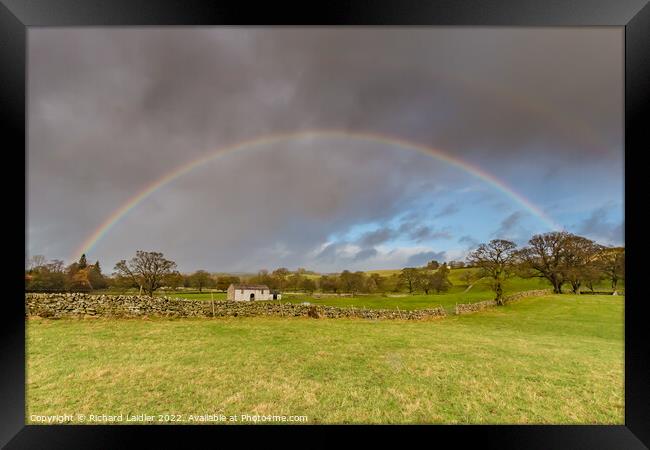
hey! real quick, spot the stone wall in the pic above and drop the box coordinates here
[454,289,553,315]
[454,299,498,314]
[25,293,446,320]
[502,289,553,302]
[579,290,623,295]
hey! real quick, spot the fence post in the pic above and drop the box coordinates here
[396,305,403,320]
[211,292,215,318]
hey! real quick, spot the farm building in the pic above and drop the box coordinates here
[226,284,281,302]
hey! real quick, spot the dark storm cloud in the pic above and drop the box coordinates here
[577,205,624,245]
[492,211,527,239]
[434,204,460,219]
[355,223,453,249]
[358,228,397,247]
[406,251,447,267]
[492,211,534,245]
[412,226,453,242]
[27,28,623,271]
[458,235,480,250]
[28,28,622,181]
[353,248,378,262]
[94,138,464,272]
[315,242,347,263]
[398,223,453,243]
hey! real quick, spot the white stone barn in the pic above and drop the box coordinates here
[226,284,281,302]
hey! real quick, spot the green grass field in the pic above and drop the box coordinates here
[158,272,563,313]
[26,294,623,424]
[93,268,620,314]
[278,274,556,312]
[156,270,554,312]
[107,272,621,315]
[161,290,500,312]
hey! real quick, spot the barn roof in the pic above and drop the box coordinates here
[229,284,270,290]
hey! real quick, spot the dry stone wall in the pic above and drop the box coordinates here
[454,299,498,314]
[579,290,622,295]
[454,289,553,315]
[25,293,446,320]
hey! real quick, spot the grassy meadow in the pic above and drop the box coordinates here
[278,273,554,312]
[154,269,618,314]
[150,269,553,310]
[94,269,620,315]
[26,294,624,424]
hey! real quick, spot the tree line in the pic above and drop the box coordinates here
[248,266,453,296]
[25,231,623,300]
[25,251,456,297]
[25,251,238,296]
[25,253,109,292]
[467,231,624,305]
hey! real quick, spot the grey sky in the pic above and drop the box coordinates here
[27,27,624,272]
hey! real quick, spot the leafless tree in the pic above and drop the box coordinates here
[164,271,185,290]
[467,239,518,305]
[597,246,625,293]
[46,259,66,273]
[517,231,572,294]
[399,268,420,294]
[189,270,213,292]
[562,235,602,294]
[113,251,177,297]
[27,255,47,271]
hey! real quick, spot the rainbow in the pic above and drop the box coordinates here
[72,130,562,260]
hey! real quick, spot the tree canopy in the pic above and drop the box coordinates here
[113,251,177,297]
[467,239,517,304]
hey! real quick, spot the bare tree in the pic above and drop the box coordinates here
[467,239,518,305]
[27,255,47,271]
[367,273,386,293]
[300,278,317,295]
[583,264,605,292]
[189,270,213,292]
[25,257,67,292]
[562,236,601,294]
[417,266,453,294]
[339,270,366,296]
[216,275,241,291]
[113,251,177,297]
[597,247,625,293]
[415,269,433,294]
[399,268,420,294]
[319,275,340,293]
[517,231,572,294]
[164,271,185,290]
[272,267,290,290]
[432,265,453,293]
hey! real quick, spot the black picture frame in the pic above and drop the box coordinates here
[3,0,648,447]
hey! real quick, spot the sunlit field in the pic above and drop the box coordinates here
[26,294,623,424]
[99,268,620,315]
[24,25,626,432]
